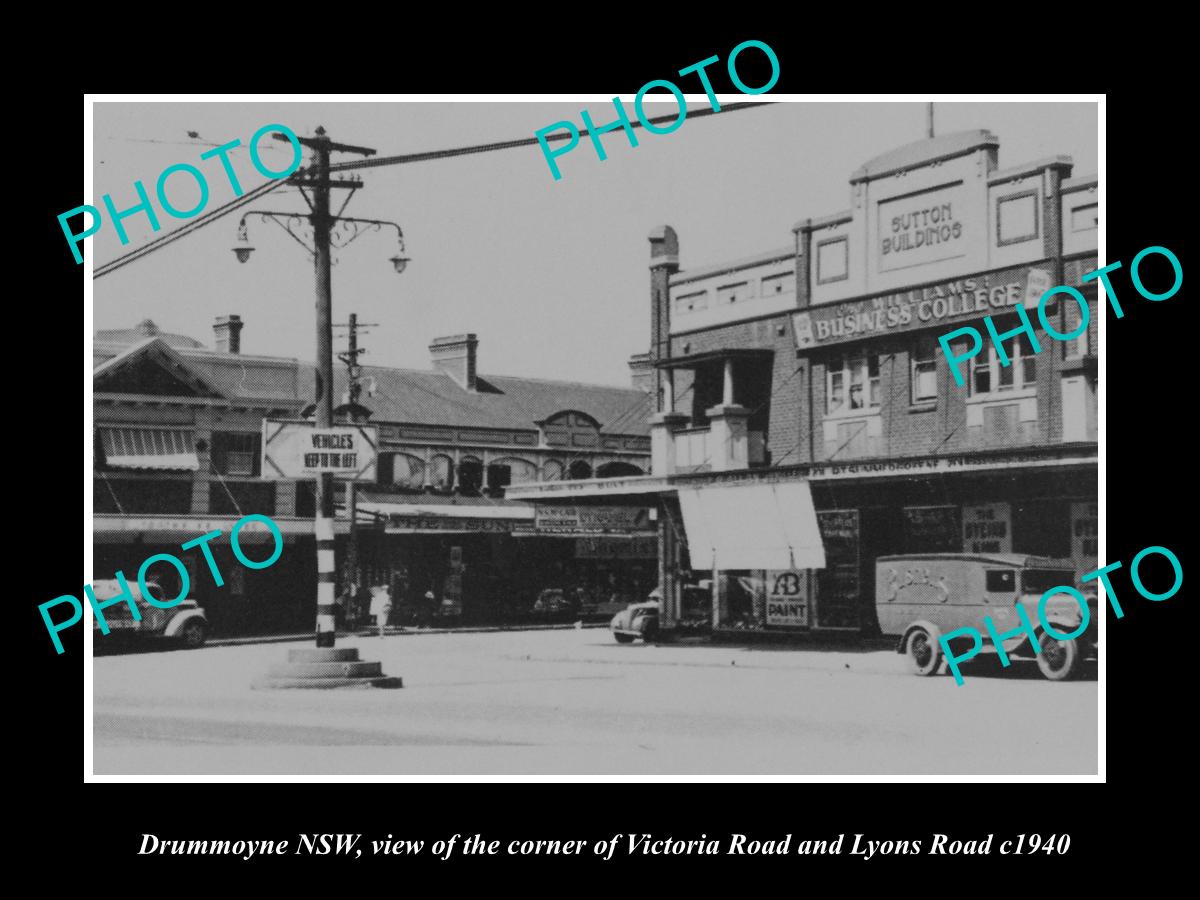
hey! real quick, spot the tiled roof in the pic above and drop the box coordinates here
[301,365,653,436]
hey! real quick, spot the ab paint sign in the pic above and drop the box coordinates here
[765,570,810,627]
[261,420,378,480]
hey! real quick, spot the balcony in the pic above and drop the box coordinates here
[655,419,768,475]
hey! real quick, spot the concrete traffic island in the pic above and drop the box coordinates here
[253,647,403,689]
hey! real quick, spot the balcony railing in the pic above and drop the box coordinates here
[669,425,767,473]
[674,426,712,473]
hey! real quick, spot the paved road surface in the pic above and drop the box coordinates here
[92,629,1097,776]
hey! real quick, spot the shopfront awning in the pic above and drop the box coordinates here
[676,481,826,571]
[99,427,199,471]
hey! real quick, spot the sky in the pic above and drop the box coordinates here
[90,100,1098,387]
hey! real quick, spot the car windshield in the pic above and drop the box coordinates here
[1022,570,1075,594]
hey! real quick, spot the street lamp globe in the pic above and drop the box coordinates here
[232,222,255,263]
[389,253,410,275]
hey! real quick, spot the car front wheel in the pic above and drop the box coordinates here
[906,628,942,676]
[1037,636,1081,681]
[179,620,207,649]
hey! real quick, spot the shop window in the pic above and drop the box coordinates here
[911,335,938,403]
[827,356,880,415]
[1012,499,1071,558]
[717,281,749,305]
[761,272,793,296]
[997,191,1039,245]
[816,236,848,284]
[212,432,260,476]
[970,330,1036,397]
[674,290,708,314]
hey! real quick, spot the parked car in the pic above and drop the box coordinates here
[90,579,209,648]
[610,599,659,643]
[610,584,712,643]
[532,588,579,619]
[875,553,1097,681]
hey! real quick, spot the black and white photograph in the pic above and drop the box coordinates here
[79,95,1103,780]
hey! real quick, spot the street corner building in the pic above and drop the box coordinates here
[93,320,656,637]
[509,128,1099,640]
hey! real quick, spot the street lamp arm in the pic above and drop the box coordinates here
[237,211,317,259]
[328,217,406,252]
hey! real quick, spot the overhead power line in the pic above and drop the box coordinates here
[91,101,775,279]
[93,178,287,279]
[328,101,772,173]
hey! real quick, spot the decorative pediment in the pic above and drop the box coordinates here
[94,337,225,399]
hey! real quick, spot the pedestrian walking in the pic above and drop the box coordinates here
[369,584,393,638]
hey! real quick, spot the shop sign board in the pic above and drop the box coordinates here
[793,262,1056,350]
[962,502,1012,554]
[764,571,810,626]
[534,505,653,535]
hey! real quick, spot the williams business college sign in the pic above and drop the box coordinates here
[792,261,1054,349]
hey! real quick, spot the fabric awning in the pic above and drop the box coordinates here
[99,427,199,471]
[676,481,826,571]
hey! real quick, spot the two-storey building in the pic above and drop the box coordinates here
[511,128,1098,637]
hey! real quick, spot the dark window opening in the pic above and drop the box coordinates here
[456,459,483,495]
[985,570,1016,593]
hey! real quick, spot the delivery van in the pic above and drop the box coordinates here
[876,553,1097,681]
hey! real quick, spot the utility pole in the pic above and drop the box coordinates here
[287,128,376,648]
[926,102,935,139]
[336,312,378,616]
[237,126,409,651]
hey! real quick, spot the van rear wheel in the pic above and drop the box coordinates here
[906,628,942,676]
[1037,636,1081,681]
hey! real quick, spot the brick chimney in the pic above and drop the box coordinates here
[429,334,478,391]
[213,315,243,354]
[628,352,654,392]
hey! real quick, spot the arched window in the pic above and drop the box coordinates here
[429,454,454,491]
[491,457,539,485]
[567,460,593,480]
[596,461,644,478]
[389,453,425,489]
[542,411,602,449]
[487,457,539,496]
[457,456,483,495]
[543,459,565,482]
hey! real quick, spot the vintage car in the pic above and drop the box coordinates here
[610,599,659,643]
[876,553,1097,681]
[90,579,209,648]
[610,584,712,643]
